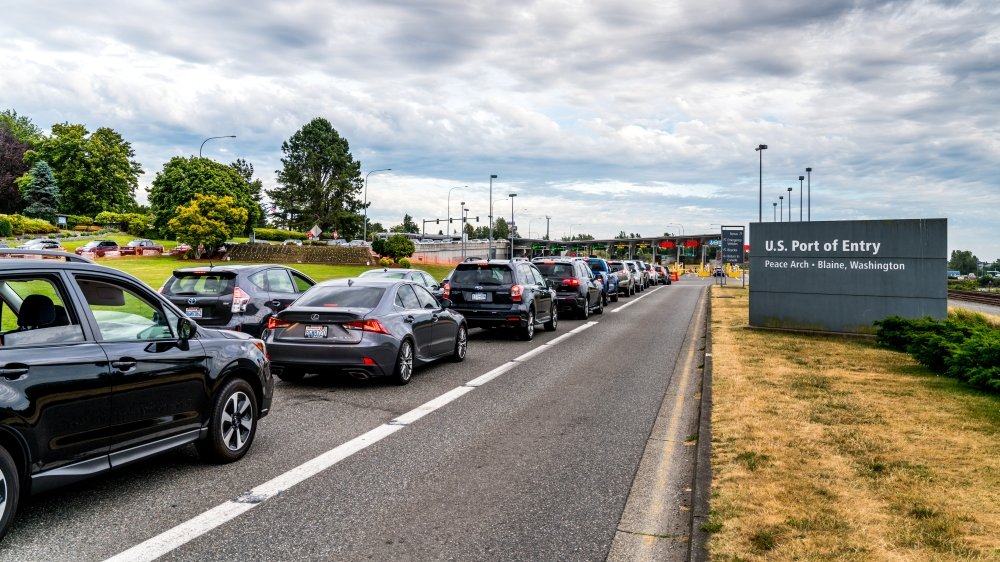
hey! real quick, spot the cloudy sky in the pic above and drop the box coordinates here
[2,0,998,260]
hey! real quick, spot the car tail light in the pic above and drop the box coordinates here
[510,284,524,302]
[267,317,291,330]
[231,286,251,312]
[343,319,391,334]
[561,278,579,287]
[442,280,450,299]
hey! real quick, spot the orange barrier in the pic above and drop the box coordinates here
[670,271,679,282]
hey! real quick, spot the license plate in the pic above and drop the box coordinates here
[471,292,488,301]
[185,307,202,318]
[304,325,328,338]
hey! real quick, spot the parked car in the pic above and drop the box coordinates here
[282,239,303,246]
[607,260,636,296]
[533,257,603,319]
[586,257,619,304]
[0,248,272,541]
[17,238,64,251]
[74,239,120,257]
[265,278,467,385]
[170,243,193,256]
[642,262,658,285]
[446,259,557,340]
[159,264,315,337]
[119,238,165,255]
[358,268,446,298]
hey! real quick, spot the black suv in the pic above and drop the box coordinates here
[446,259,557,340]
[160,264,315,337]
[532,257,603,319]
[0,249,273,541]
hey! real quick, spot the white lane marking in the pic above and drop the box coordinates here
[390,386,475,425]
[611,287,661,313]
[465,362,517,387]
[104,320,601,561]
[513,345,550,362]
[105,423,404,562]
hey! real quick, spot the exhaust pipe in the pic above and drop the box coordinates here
[345,370,371,380]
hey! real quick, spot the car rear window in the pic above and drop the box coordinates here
[162,273,235,296]
[451,265,513,285]
[296,286,385,308]
[534,263,575,278]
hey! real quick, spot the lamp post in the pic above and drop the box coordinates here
[798,175,804,221]
[545,215,551,241]
[199,135,236,158]
[461,203,468,258]
[779,196,784,222]
[755,144,767,222]
[773,202,777,222]
[447,185,467,236]
[487,174,498,258]
[787,187,793,222]
[508,193,517,259]
[363,168,391,242]
[806,167,812,221]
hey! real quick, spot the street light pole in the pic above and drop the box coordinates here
[806,167,813,221]
[779,196,784,222]
[798,176,805,221]
[447,185,467,236]
[199,135,236,158]
[755,144,767,222]
[787,187,793,222]
[545,216,551,240]
[461,203,467,259]
[487,174,498,258]
[508,193,517,259]
[363,168,391,242]
[773,202,777,222]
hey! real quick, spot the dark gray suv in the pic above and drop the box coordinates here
[446,259,557,340]
[0,249,273,542]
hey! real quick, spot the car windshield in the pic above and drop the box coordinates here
[534,263,575,278]
[359,270,409,280]
[296,286,385,308]
[81,241,101,249]
[451,265,513,285]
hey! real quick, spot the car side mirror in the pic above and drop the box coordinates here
[439,298,453,308]
[177,317,196,341]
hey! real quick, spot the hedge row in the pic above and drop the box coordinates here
[0,214,61,236]
[226,243,371,264]
[253,228,308,242]
[875,313,1000,392]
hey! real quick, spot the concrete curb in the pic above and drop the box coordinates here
[688,290,712,562]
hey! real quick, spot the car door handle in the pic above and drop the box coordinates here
[0,365,29,380]
[111,359,137,372]
[404,316,414,323]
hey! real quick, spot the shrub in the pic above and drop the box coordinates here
[0,217,11,237]
[946,331,1000,390]
[253,228,307,242]
[382,234,415,261]
[379,257,394,267]
[398,257,412,268]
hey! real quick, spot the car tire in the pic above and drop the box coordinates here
[602,291,609,307]
[594,295,604,315]
[611,290,619,302]
[196,378,258,463]
[579,299,589,319]
[520,309,536,341]
[276,368,306,383]
[451,325,468,362]
[0,447,19,542]
[544,306,558,331]
[392,339,414,385]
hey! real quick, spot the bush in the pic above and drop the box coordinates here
[946,331,1000,390]
[65,214,93,228]
[379,257,394,267]
[382,234,415,261]
[253,228,307,242]
[0,217,11,237]
[398,257,412,268]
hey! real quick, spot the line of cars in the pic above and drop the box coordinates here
[0,248,671,540]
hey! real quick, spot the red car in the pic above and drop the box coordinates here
[119,239,164,255]
[74,239,120,257]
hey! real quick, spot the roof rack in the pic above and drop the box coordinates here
[0,248,95,263]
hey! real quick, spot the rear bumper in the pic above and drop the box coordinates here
[454,307,529,328]
[267,337,399,377]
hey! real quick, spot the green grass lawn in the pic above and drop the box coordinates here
[97,255,456,288]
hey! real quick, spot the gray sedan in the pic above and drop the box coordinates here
[264,278,467,385]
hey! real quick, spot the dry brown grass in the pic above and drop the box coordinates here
[708,286,1000,561]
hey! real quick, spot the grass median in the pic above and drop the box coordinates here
[708,286,1000,560]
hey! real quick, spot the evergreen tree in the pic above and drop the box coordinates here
[22,160,59,222]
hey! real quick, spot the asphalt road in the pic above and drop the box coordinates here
[0,277,711,562]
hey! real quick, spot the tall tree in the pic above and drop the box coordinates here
[231,158,267,227]
[148,156,262,237]
[493,217,509,240]
[167,193,249,256]
[21,160,59,223]
[389,213,419,234]
[0,110,44,215]
[19,123,143,216]
[268,118,363,237]
[948,250,979,274]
